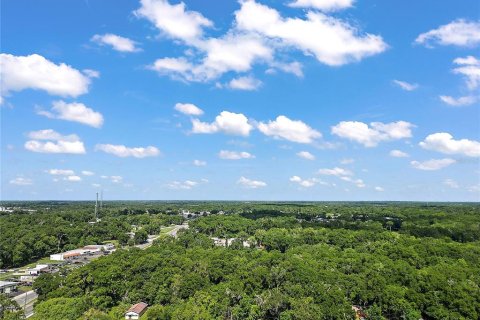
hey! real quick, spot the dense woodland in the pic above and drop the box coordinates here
[1,202,479,319]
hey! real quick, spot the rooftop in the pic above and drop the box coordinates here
[126,302,148,314]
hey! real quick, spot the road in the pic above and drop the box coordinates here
[167,224,189,238]
[135,224,189,250]
[13,290,37,318]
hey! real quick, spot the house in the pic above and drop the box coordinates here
[0,281,18,294]
[125,302,148,319]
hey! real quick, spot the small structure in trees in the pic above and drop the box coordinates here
[125,302,148,319]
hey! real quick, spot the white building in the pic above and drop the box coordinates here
[50,244,114,261]
[125,302,148,319]
[0,281,18,294]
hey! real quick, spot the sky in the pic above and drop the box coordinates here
[1,0,479,201]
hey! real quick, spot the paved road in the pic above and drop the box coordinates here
[168,224,189,238]
[13,290,37,318]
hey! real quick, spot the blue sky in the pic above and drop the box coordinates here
[1,0,479,201]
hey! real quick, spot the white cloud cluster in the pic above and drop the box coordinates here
[101,175,123,183]
[331,120,413,147]
[140,0,386,85]
[415,19,480,47]
[95,144,160,158]
[191,111,253,136]
[318,167,352,176]
[91,33,141,52]
[82,171,95,176]
[258,116,321,144]
[419,133,480,157]
[218,150,255,160]
[9,177,33,186]
[64,175,82,182]
[393,80,418,91]
[0,53,93,102]
[297,151,315,160]
[175,103,204,116]
[443,179,459,189]
[288,0,354,12]
[37,100,104,128]
[25,129,86,154]
[237,176,267,188]
[411,158,456,171]
[46,169,75,176]
[389,149,409,158]
[374,186,384,192]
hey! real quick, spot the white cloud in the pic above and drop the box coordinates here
[374,186,384,192]
[101,175,123,183]
[227,76,262,90]
[25,129,86,154]
[46,169,75,176]
[175,103,204,116]
[290,175,319,187]
[193,159,207,166]
[64,175,82,182]
[331,120,414,147]
[267,61,304,77]
[167,180,199,190]
[9,177,33,186]
[415,19,480,47]
[340,158,354,164]
[218,150,255,160]
[0,53,92,101]
[191,111,253,136]
[258,115,321,144]
[340,176,366,188]
[135,0,212,43]
[419,133,480,157]
[95,144,160,158]
[37,100,104,128]
[92,183,101,188]
[393,80,418,91]
[235,0,387,66]
[83,69,100,78]
[439,95,477,107]
[389,149,409,158]
[411,158,456,171]
[237,176,267,188]
[91,33,140,52]
[288,0,354,12]
[452,56,480,90]
[82,171,95,176]
[318,167,352,177]
[443,179,459,189]
[297,151,315,160]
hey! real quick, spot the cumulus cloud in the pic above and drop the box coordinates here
[419,133,480,157]
[237,176,267,188]
[218,150,255,160]
[443,179,459,189]
[193,159,207,166]
[175,103,204,116]
[411,158,456,171]
[134,0,213,43]
[374,186,384,192]
[91,33,141,52]
[95,144,160,158]
[297,151,315,160]
[235,0,387,66]
[289,176,320,187]
[340,158,354,164]
[331,120,414,147]
[25,129,86,154]
[167,180,199,190]
[9,177,33,186]
[439,95,477,107]
[64,175,82,182]
[82,171,95,176]
[191,111,253,136]
[227,76,262,90]
[101,175,123,183]
[0,53,92,102]
[393,80,418,91]
[258,115,321,144]
[46,169,75,176]
[317,167,352,177]
[288,0,354,12]
[415,19,480,47]
[452,55,480,90]
[37,100,104,128]
[390,149,409,158]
